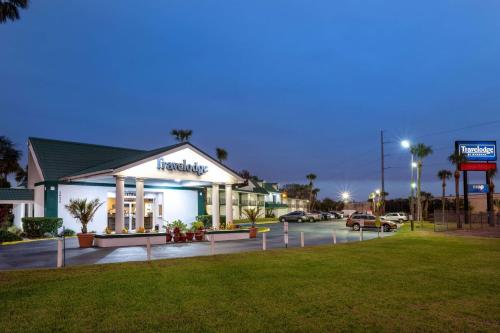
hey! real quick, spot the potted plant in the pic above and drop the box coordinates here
[171,220,187,243]
[193,221,205,241]
[243,207,260,239]
[65,198,104,248]
[186,227,195,242]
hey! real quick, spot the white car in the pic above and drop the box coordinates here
[381,212,408,223]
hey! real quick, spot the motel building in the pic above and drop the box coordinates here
[0,138,310,236]
[0,137,248,234]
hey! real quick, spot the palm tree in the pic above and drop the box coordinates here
[64,198,104,234]
[215,148,228,163]
[311,188,320,210]
[0,136,22,188]
[437,169,452,223]
[170,129,193,142]
[0,0,28,23]
[410,143,433,224]
[448,152,467,222]
[306,174,317,210]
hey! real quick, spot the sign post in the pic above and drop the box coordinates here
[455,141,497,228]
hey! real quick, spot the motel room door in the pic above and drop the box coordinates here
[124,200,136,231]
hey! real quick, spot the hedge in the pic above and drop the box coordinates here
[0,230,23,243]
[22,217,63,238]
[196,215,226,229]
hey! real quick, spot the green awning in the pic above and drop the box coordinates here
[0,188,34,202]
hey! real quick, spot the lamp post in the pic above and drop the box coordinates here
[401,140,416,231]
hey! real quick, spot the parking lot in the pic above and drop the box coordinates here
[0,220,396,270]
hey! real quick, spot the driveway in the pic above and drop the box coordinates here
[0,220,395,270]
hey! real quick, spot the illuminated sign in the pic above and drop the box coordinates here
[459,162,497,171]
[456,141,497,162]
[468,184,489,193]
[157,159,208,176]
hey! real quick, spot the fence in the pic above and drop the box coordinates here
[433,210,500,231]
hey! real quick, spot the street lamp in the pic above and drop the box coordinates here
[402,140,415,231]
[341,191,351,202]
[401,140,411,149]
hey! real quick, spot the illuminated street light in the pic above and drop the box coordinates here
[341,192,351,201]
[401,140,411,149]
[375,189,381,195]
[411,182,417,189]
[412,162,418,168]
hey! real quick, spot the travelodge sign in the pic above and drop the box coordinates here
[456,141,497,162]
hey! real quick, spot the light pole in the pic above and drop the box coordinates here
[401,140,416,231]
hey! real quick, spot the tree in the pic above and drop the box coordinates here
[437,169,452,223]
[64,198,104,234]
[448,151,467,225]
[0,0,28,23]
[311,188,320,209]
[215,148,228,163]
[306,174,317,210]
[15,164,27,186]
[170,129,192,142]
[410,143,433,224]
[238,170,260,182]
[0,136,22,188]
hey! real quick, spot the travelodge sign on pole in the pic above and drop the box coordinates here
[456,141,497,162]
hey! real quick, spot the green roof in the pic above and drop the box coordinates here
[30,137,144,181]
[29,137,243,182]
[0,188,34,201]
[262,182,279,193]
[234,180,269,195]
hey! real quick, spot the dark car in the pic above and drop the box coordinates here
[329,211,342,219]
[311,211,332,220]
[346,214,397,232]
[279,211,320,223]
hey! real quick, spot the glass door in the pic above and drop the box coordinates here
[124,201,136,231]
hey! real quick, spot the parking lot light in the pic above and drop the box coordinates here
[412,162,418,168]
[411,182,417,189]
[401,140,411,149]
[341,192,351,201]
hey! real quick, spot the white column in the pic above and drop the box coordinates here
[225,184,233,227]
[212,184,220,229]
[136,178,145,230]
[115,176,125,233]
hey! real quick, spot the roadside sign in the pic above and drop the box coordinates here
[456,141,497,161]
[467,184,489,194]
[459,162,497,171]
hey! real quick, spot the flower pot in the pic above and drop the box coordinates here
[179,233,187,242]
[173,234,181,242]
[249,227,258,239]
[195,231,204,241]
[77,233,95,248]
[166,233,172,242]
[186,232,194,241]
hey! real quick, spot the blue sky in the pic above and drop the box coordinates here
[1,0,500,200]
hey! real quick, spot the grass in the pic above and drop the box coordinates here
[1,227,500,332]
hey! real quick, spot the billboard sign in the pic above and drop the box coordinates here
[456,141,497,162]
[459,162,497,171]
[467,184,489,194]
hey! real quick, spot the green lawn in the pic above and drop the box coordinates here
[1,227,499,332]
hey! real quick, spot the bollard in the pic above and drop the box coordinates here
[380,226,384,238]
[57,238,63,268]
[300,231,304,248]
[146,237,151,261]
[359,228,363,241]
[332,230,337,244]
[284,222,289,248]
[262,233,267,251]
[210,236,215,255]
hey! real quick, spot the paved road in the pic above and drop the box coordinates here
[0,220,395,270]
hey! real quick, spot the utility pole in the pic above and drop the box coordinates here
[380,130,385,214]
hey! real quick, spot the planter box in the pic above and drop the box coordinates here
[205,229,250,241]
[94,233,167,248]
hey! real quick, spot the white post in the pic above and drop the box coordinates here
[332,230,337,244]
[115,176,125,233]
[136,178,145,231]
[211,184,220,229]
[146,237,151,261]
[360,227,363,241]
[262,233,267,251]
[57,238,63,268]
[210,235,215,255]
[284,222,289,248]
[380,226,384,238]
[225,184,233,227]
[300,231,304,247]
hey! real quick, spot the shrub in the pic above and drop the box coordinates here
[7,226,23,237]
[22,217,63,238]
[0,230,23,243]
[58,228,76,237]
[196,215,226,229]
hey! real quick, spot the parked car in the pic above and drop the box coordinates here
[341,210,357,218]
[312,211,332,220]
[346,214,397,232]
[279,211,321,222]
[329,211,343,219]
[380,212,408,223]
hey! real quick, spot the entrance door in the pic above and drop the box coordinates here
[124,201,136,231]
